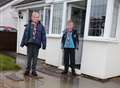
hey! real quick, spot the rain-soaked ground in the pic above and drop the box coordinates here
[0,52,120,88]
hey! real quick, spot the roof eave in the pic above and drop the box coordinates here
[13,0,45,8]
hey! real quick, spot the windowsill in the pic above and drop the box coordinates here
[46,34,120,43]
[46,34,62,38]
[84,36,120,43]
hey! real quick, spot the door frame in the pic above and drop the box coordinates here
[68,3,86,69]
[67,3,86,21]
[59,0,87,73]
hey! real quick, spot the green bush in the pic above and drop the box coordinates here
[0,54,21,71]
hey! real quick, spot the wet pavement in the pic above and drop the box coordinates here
[0,53,120,88]
[0,70,120,88]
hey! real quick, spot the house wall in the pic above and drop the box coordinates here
[40,37,62,66]
[17,10,28,56]
[104,4,120,78]
[81,40,120,79]
[16,0,120,79]
[81,41,107,79]
[81,0,120,79]
[0,0,23,28]
[0,6,18,28]
[105,43,120,78]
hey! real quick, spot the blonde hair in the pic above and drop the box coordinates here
[66,20,74,26]
[32,12,39,17]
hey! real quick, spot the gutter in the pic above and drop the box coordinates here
[13,1,45,9]
[0,0,23,11]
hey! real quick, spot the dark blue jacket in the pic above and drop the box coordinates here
[61,29,79,49]
[20,21,46,49]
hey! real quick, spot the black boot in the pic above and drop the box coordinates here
[72,69,77,76]
[62,66,68,75]
[61,71,68,75]
[24,71,30,76]
[31,71,38,76]
[72,72,77,76]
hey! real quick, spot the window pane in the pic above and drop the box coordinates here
[45,7,51,34]
[39,9,44,24]
[52,3,63,34]
[110,0,120,37]
[88,0,107,36]
[71,7,86,37]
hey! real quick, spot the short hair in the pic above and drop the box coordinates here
[67,20,74,24]
[67,19,74,26]
[32,11,39,17]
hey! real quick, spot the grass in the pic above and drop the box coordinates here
[0,54,21,71]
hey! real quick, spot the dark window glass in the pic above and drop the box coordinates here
[88,0,107,36]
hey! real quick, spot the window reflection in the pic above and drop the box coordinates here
[88,0,107,36]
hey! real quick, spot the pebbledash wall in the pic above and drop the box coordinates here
[15,0,120,79]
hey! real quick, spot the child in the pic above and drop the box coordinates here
[61,20,79,76]
[20,12,46,77]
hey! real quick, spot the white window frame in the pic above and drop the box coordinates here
[43,6,51,34]
[84,0,119,42]
[47,4,63,37]
[47,2,65,38]
[109,0,120,38]
[104,0,114,39]
[47,0,86,38]
[47,0,119,42]
[61,0,84,35]
[85,0,108,38]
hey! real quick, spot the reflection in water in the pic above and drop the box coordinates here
[60,77,80,88]
[24,77,44,88]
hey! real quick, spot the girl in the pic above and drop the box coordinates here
[61,20,79,76]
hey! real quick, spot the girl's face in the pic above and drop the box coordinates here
[66,22,74,32]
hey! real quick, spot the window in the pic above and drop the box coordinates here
[110,0,120,38]
[71,7,85,37]
[52,3,63,34]
[44,7,51,34]
[88,0,108,37]
[39,8,44,24]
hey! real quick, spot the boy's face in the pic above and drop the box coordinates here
[66,22,74,31]
[31,12,40,24]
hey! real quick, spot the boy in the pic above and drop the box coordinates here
[20,12,46,76]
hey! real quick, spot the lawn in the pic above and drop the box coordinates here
[0,54,21,71]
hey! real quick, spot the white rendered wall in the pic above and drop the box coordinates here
[81,40,120,79]
[41,37,62,66]
[80,0,120,79]
[0,6,17,28]
[17,0,120,79]
[81,41,107,79]
[0,0,22,28]
[17,10,28,55]
[104,3,120,78]
[105,43,120,78]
